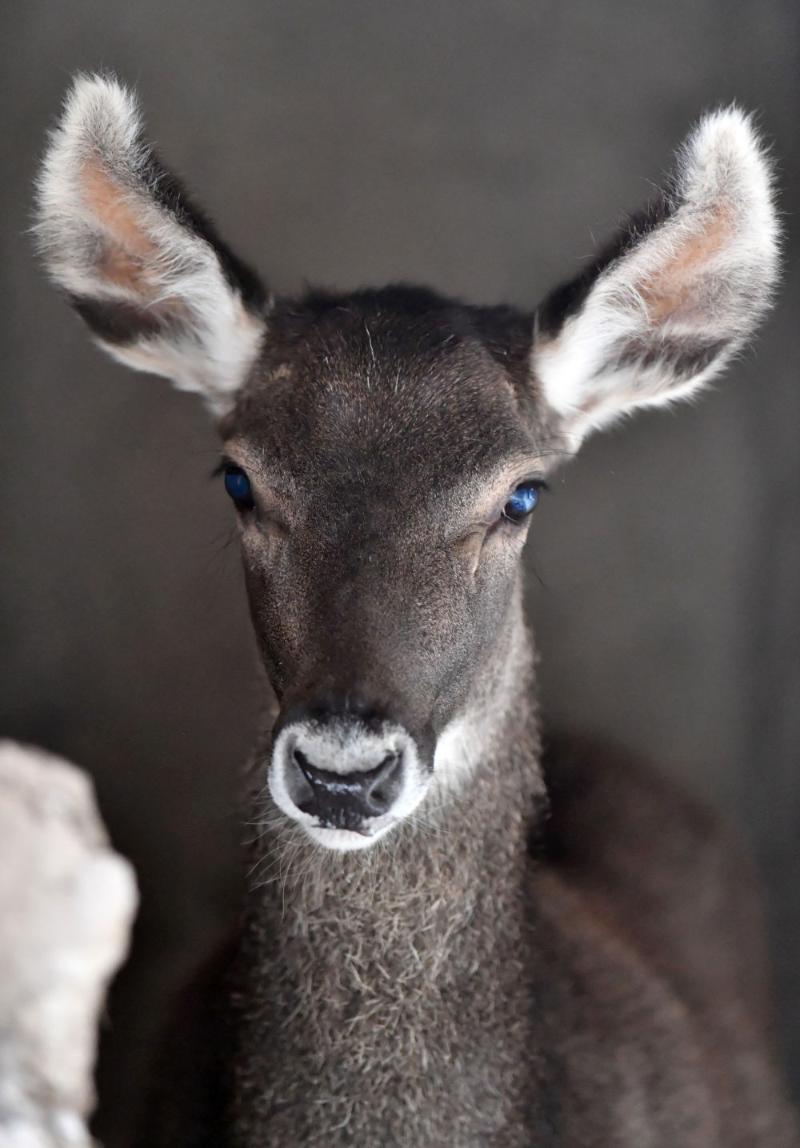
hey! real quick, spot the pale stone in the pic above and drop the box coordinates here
[0,741,138,1148]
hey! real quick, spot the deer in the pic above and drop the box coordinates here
[35,74,798,1147]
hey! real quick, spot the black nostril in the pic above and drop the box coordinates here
[292,747,315,782]
[366,752,402,813]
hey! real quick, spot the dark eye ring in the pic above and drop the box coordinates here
[502,480,546,525]
[223,465,255,511]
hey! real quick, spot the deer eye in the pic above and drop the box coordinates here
[502,481,544,524]
[223,465,254,511]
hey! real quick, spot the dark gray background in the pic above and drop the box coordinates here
[1,2,797,1141]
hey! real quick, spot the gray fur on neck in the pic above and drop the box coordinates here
[232,601,555,1146]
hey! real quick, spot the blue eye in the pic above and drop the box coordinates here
[223,466,254,510]
[502,481,543,524]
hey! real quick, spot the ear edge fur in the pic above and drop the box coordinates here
[533,106,780,440]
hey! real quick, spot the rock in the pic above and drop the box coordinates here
[0,741,138,1148]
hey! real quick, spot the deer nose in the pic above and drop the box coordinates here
[285,746,404,829]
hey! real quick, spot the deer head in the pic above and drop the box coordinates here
[36,75,779,851]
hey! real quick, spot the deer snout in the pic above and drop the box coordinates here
[268,715,429,851]
[288,748,404,827]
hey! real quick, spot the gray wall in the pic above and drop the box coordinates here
[1,2,797,1141]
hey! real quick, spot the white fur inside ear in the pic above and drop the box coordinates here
[534,107,780,443]
[35,73,265,414]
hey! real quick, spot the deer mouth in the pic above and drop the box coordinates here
[302,824,391,852]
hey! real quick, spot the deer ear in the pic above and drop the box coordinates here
[533,108,780,445]
[35,74,267,415]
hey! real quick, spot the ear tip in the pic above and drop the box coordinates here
[38,74,143,190]
[36,71,143,203]
[66,69,132,102]
[694,104,767,154]
[683,103,777,193]
[57,71,142,147]
[676,104,780,263]
[34,72,145,267]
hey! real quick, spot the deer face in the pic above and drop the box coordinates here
[220,291,557,847]
[36,77,779,850]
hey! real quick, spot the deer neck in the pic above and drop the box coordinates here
[232,588,548,1145]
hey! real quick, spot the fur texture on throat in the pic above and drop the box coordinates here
[230,633,555,1147]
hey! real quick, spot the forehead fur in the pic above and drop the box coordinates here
[226,286,558,485]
